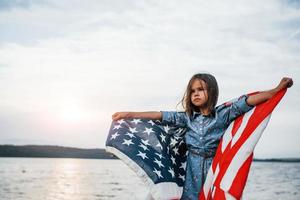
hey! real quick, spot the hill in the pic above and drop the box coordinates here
[0,145,117,159]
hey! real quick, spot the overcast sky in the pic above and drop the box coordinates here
[0,0,299,158]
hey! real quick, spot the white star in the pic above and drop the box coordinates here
[117,119,125,125]
[168,167,175,178]
[171,156,176,165]
[141,139,150,146]
[113,124,121,130]
[156,142,163,150]
[132,119,141,125]
[110,132,120,140]
[139,143,149,151]
[122,139,134,146]
[164,125,170,133]
[137,151,148,159]
[160,133,166,143]
[153,168,163,179]
[125,132,136,138]
[154,158,164,168]
[173,147,179,155]
[143,127,154,135]
[155,153,164,159]
[180,161,187,170]
[129,127,138,133]
[179,174,185,181]
[148,120,155,126]
[170,138,177,147]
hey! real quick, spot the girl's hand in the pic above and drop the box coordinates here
[275,77,293,91]
[112,112,131,121]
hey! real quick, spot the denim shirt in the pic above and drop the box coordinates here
[161,95,254,152]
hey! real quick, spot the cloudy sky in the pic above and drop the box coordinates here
[0,0,299,158]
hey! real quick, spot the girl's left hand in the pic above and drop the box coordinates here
[276,77,293,91]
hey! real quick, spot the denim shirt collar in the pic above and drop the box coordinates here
[192,111,201,119]
[192,110,215,119]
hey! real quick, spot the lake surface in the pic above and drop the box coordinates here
[0,158,299,200]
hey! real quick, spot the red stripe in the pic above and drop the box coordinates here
[199,188,207,200]
[211,139,223,172]
[213,140,232,186]
[228,153,253,198]
[213,186,226,200]
[231,115,243,137]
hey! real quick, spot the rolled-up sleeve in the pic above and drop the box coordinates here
[218,94,254,126]
[160,111,187,128]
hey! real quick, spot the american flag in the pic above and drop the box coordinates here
[106,89,286,200]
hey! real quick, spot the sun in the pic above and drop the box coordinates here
[57,102,87,123]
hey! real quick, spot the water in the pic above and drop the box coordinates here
[0,158,299,200]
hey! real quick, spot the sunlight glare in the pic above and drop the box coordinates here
[56,100,87,123]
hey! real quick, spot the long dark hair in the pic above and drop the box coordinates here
[178,73,219,118]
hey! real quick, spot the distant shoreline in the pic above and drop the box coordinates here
[0,144,117,159]
[0,145,299,162]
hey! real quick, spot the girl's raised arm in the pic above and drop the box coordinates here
[246,77,293,106]
[112,111,162,121]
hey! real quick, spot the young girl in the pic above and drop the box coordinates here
[112,73,293,200]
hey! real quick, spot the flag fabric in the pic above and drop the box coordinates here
[105,89,286,200]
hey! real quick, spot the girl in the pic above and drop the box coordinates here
[112,73,293,200]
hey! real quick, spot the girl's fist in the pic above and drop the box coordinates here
[277,77,293,90]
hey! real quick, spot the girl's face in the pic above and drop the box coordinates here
[190,79,208,107]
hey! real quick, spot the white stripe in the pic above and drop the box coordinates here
[203,163,221,198]
[222,108,255,152]
[150,182,183,200]
[212,164,220,187]
[231,108,255,147]
[219,114,271,191]
[222,123,233,152]
[202,166,214,198]
[211,186,216,198]
[225,192,238,200]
